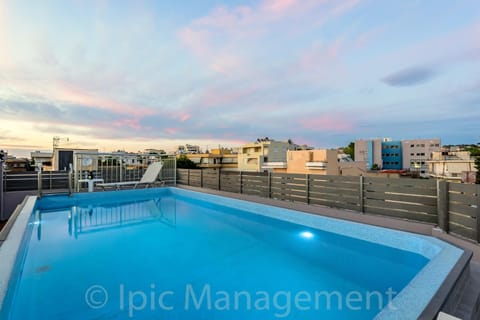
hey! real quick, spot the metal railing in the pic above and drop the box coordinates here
[73,152,176,192]
[4,171,71,192]
[1,153,176,195]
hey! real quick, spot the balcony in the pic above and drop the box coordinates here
[261,162,287,169]
[305,161,327,169]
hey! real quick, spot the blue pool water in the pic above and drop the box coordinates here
[0,188,462,319]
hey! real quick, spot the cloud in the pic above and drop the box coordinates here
[381,66,438,87]
[299,114,356,133]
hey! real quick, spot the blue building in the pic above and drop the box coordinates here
[381,141,402,170]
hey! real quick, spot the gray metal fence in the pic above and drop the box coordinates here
[177,169,480,243]
[1,154,175,193]
[73,153,176,191]
[3,171,70,192]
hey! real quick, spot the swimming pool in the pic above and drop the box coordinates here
[0,187,464,319]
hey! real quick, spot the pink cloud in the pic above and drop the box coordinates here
[57,83,155,117]
[165,127,178,135]
[263,0,298,13]
[112,118,142,130]
[179,113,191,122]
[199,86,257,108]
[299,115,355,132]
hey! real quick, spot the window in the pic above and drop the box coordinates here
[420,153,425,156]
[411,144,414,147]
[421,144,425,147]
[410,153,414,156]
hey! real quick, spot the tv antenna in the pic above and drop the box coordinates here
[53,136,70,149]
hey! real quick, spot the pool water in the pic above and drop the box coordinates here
[0,188,451,319]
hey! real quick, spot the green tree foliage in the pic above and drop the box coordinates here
[176,155,197,169]
[466,146,480,156]
[343,142,355,160]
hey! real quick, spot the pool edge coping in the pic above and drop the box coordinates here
[0,196,36,313]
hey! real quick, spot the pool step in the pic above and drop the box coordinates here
[446,261,480,320]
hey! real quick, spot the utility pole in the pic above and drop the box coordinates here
[0,150,5,221]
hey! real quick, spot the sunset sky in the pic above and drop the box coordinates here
[1,0,479,156]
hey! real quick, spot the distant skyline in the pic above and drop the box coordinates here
[1,0,479,157]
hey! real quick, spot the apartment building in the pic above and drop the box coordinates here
[52,148,98,171]
[356,138,441,173]
[183,150,238,170]
[177,144,201,154]
[30,151,53,171]
[402,139,441,175]
[273,149,366,176]
[381,140,402,170]
[354,139,383,169]
[237,139,295,172]
[427,151,476,181]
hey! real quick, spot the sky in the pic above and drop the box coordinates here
[1,0,479,157]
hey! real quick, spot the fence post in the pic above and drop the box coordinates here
[217,169,221,190]
[359,175,365,213]
[200,169,203,188]
[437,180,449,233]
[68,164,73,197]
[37,166,43,199]
[187,169,190,186]
[306,174,310,204]
[240,171,243,194]
[477,185,480,243]
[0,159,4,220]
[267,171,272,198]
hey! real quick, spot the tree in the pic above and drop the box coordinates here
[467,146,480,157]
[177,155,197,169]
[343,142,355,160]
[371,163,379,171]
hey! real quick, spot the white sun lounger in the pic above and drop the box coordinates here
[96,161,164,190]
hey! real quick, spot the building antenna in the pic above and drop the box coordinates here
[53,136,70,150]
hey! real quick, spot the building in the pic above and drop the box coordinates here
[5,157,31,172]
[52,148,98,171]
[354,139,383,169]
[182,151,238,170]
[144,149,166,155]
[238,138,295,172]
[30,151,53,171]
[427,151,476,181]
[273,149,366,176]
[177,144,201,154]
[356,138,441,173]
[402,139,441,175]
[381,140,402,170]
